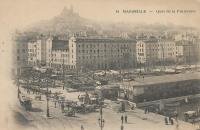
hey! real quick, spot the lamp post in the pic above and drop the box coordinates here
[98,105,105,130]
[17,76,20,98]
[62,58,65,90]
[46,78,50,117]
[139,61,142,76]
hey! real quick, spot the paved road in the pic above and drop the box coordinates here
[9,85,196,130]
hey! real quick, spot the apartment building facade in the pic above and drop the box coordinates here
[175,40,200,64]
[50,38,74,69]
[157,40,176,63]
[27,37,47,67]
[69,37,137,70]
[27,36,137,71]
[13,39,29,75]
[136,39,159,66]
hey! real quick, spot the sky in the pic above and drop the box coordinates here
[0,0,200,34]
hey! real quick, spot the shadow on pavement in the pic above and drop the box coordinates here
[31,107,43,112]
[14,111,31,126]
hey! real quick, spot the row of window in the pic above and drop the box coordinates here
[159,43,175,47]
[28,53,37,57]
[137,49,144,52]
[28,49,37,52]
[137,57,146,61]
[79,60,121,65]
[137,48,175,53]
[78,55,126,60]
[52,59,69,62]
[77,49,131,53]
[17,49,26,53]
[51,54,69,56]
[76,44,130,48]
[52,60,74,63]
[137,44,175,48]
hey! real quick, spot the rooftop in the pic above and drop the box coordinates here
[71,37,136,43]
[137,39,158,44]
[52,38,68,50]
[175,40,193,46]
[96,84,120,90]
[122,72,200,87]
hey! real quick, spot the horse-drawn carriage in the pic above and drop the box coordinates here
[63,107,75,117]
[35,94,41,100]
[19,94,32,111]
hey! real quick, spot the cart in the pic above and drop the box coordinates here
[64,108,75,117]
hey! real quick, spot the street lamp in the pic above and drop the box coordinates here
[98,106,105,130]
[17,76,20,98]
[62,57,65,90]
[45,78,50,117]
[139,61,142,76]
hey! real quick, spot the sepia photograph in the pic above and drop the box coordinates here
[0,0,200,130]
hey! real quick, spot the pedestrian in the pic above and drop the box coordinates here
[67,103,70,110]
[144,108,147,114]
[125,115,127,123]
[165,116,168,125]
[184,97,188,103]
[156,108,159,113]
[17,88,20,98]
[121,115,124,124]
[174,111,178,120]
[144,107,148,114]
[192,119,195,125]
[121,125,124,130]
[54,101,57,108]
[61,102,64,113]
[176,122,179,129]
[169,116,171,121]
[81,125,84,130]
[131,104,135,110]
[170,117,174,125]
